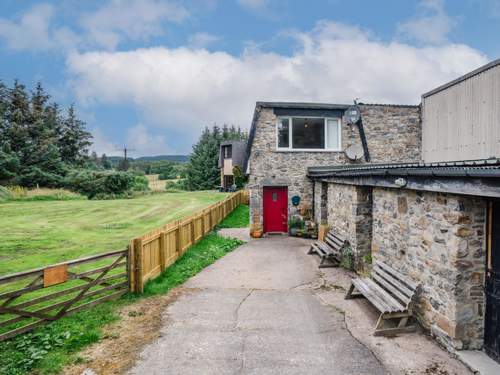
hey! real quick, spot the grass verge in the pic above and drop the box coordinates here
[0,229,244,375]
[216,204,249,228]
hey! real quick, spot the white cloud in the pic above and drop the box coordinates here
[80,0,189,50]
[0,4,78,51]
[126,124,172,155]
[188,32,220,48]
[90,128,121,156]
[67,20,488,153]
[398,0,457,45]
[0,1,189,52]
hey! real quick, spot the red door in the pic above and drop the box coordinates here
[263,187,288,233]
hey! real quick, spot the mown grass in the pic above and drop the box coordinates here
[0,191,227,275]
[216,204,249,228]
[0,222,245,375]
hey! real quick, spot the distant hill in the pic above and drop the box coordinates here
[108,155,189,163]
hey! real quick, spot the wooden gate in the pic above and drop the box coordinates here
[0,249,128,341]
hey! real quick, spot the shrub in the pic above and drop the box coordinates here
[164,179,188,192]
[233,166,247,189]
[64,170,147,199]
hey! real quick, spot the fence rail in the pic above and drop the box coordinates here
[0,249,128,341]
[0,190,247,341]
[129,190,247,292]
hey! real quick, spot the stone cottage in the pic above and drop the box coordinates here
[245,58,500,362]
[244,102,420,234]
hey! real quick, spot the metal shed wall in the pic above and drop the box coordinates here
[422,63,500,162]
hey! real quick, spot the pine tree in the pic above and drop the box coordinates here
[59,105,92,165]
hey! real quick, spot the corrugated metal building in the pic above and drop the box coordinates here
[422,59,500,162]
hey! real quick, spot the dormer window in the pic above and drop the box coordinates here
[276,117,341,151]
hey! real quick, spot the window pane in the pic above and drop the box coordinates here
[277,118,289,148]
[292,118,324,149]
[327,119,339,149]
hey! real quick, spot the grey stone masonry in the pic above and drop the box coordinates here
[325,183,373,270]
[248,104,421,233]
[371,187,486,351]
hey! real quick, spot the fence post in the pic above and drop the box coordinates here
[128,240,135,292]
[159,231,166,272]
[175,221,182,254]
[190,218,195,246]
[133,238,144,293]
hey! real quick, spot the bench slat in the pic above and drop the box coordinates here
[326,233,344,247]
[362,278,406,312]
[373,265,414,301]
[371,272,412,307]
[375,261,417,290]
[352,278,394,313]
[317,242,332,254]
[324,238,342,251]
[311,243,327,256]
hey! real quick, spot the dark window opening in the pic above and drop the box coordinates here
[223,145,232,159]
[292,118,324,149]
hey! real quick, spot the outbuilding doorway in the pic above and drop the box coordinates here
[485,201,500,362]
[263,186,288,233]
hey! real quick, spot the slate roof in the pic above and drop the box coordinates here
[307,158,500,179]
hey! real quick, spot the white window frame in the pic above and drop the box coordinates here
[275,116,342,152]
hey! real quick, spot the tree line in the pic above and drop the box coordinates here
[0,80,92,186]
[0,79,247,197]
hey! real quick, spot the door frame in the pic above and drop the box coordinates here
[262,186,288,234]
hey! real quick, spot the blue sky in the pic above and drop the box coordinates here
[0,0,498,156]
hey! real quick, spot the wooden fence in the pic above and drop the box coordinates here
[129,190,247,292]
[0,249,128,341]
[0,190,248,340]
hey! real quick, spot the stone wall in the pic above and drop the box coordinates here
[325,183,373,269]
[313,181,328,224]
[248,104,422,232]
[358,105,421,163]
[371,187,486,350]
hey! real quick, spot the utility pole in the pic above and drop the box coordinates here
[115,145,135,161]
[115,145,135,171]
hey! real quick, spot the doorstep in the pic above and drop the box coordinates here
[457,350,500,375]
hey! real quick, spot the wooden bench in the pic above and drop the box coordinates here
[308,229,347,268]
[345,261,419,336]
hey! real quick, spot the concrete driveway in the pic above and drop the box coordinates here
[129,234,386,375]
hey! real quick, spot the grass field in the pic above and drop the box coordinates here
[0,191,227,276]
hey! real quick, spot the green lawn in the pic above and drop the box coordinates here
[216,204,249,228]
[0,191,227,276]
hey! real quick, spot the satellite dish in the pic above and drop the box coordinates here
[344,144,364,161]
[345,105,361,125]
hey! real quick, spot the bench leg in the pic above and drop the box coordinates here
[307,245,314,255]
[373,313,416,336]
[318,256,339,268]
[344,283,364,299]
